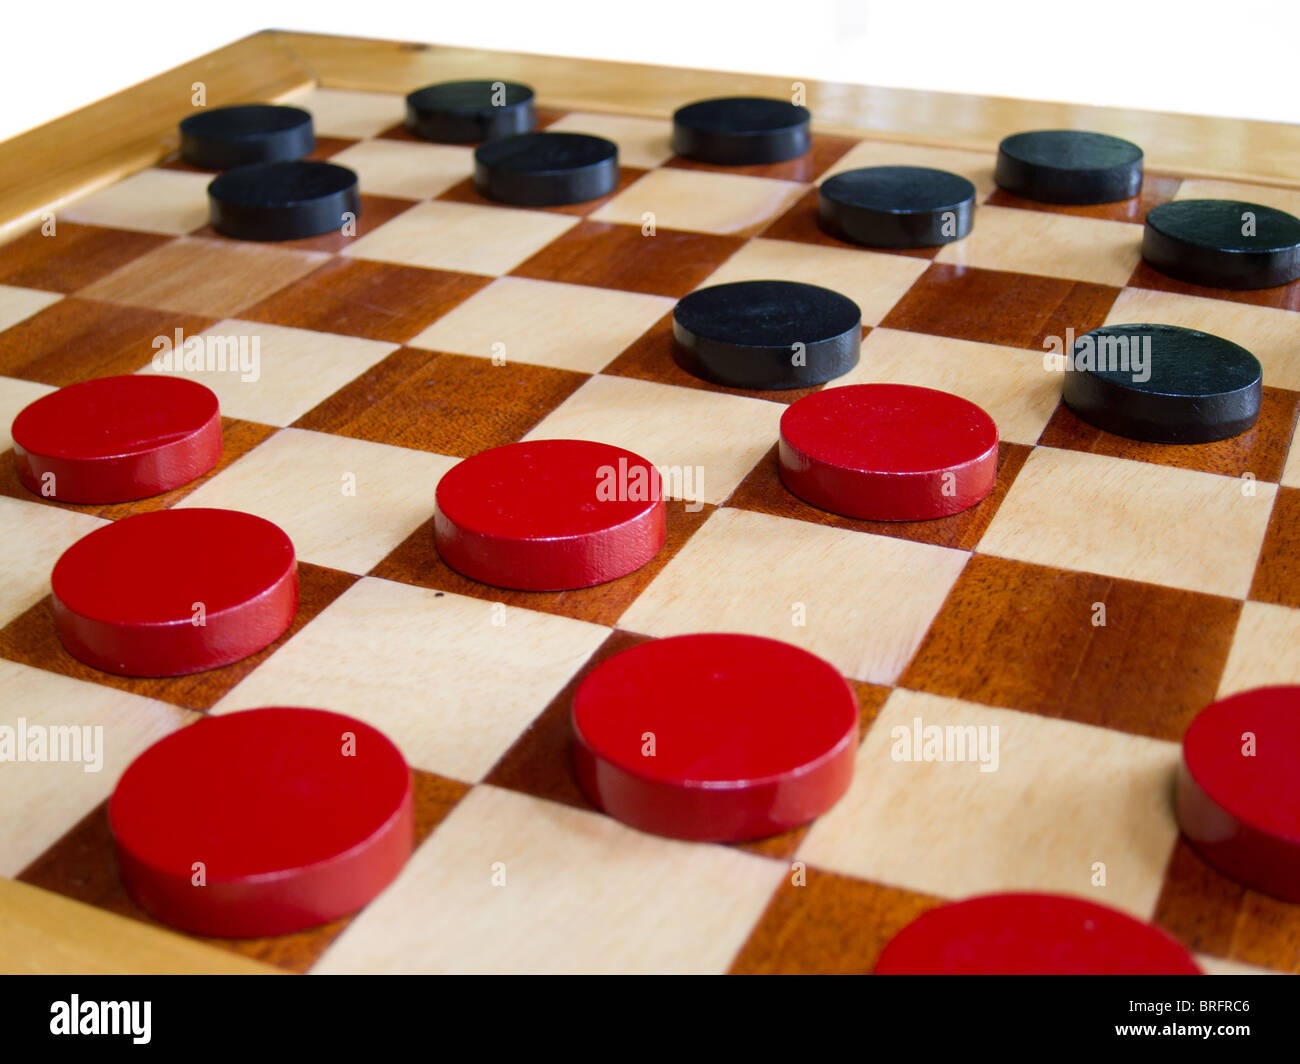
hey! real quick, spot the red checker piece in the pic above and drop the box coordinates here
[110,707,414,937]
[779,383,998,520]
[1178,685,1300,902]
[434,438,666,591]
[874,893,1201,974]
[572,633,859,842]
[50,507,297,676]
[11,375,221,503]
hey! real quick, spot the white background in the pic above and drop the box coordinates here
[2,0,1296,142]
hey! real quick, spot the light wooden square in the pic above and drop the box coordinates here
[980,447,1276,599]
[523,374,782,505]
[0,660,194,876]
[822,139,997,201]
[0,376,55,452]
[1107,287,1300,392]
[620,508,968,682]
[590,167,804,235]
[345,200,577,277]
[935,204,1142,286]
[696,237,928,325]
[313,784,785,974]
[326,140,473,201]
[0,877,278,975]
[1175,180,1300,218]
[409,276,672,373]
[1284,432,1300,489]
[829,327,1059,445]
[1218,601,1300,696]
[138,319,396,427]
[283,87,406,139]
[215,581,610,782]
[545,112,675,169]
[0,497,106,627]
[79,237,329,318]
[0,285,62,332]
[800,689,1181,918]
[176,428,454,574]
[61,169,211,236]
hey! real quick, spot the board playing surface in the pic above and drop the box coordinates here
[1,33,1299,976]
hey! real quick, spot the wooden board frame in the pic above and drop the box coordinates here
[1,29,1298,244]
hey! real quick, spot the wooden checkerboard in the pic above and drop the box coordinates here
[1,31,1297,975]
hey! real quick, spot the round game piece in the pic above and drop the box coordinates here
[405,79,536,142]
[671,96,811,165]
[1143,198,1300,290]
[1178,685,1300,902]
[179,104,314,170]
[672,280,861,390]
[433,439,665,591]
[995,129,1143,205]
[874,893,1201,974]
[1062,323,1262,443]
[51,508,297,676]
[11,375,221,503]
[110,707,414,937]
[572,633,858,841]
[818,166,976,248]
[208,160,360,241]
[779,384,999,521]
[473,132,618,206]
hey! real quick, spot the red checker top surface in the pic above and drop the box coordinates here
[110,707,411,879]
[874,893,1201,975]
[435,439,662,540]
[1183,685,1300,842]
[51,508,295,626]
[11,375,219,460]
[781,383,998,474]
[573,633,858,785]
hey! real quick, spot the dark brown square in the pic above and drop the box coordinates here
[1125,258,1300,312]
[879,263,1122,351]
[511,221,745,298]
[17,769,470,974]
[293,347,587,456]
[1250,485,1300,609]
[984,172,1183,223]
[899,554,1241,740]
[727,441,1031,551]
[602,313,840,404]
[1038,386,1300,482]
[664,133,858,184]
[436,166,648,218]
[0,562,357,712]
[0,223,172,293]
[728,868,943,974]
[1153,839,1300,973]
[242,257,490,343]
[759,187,940,260]
[0,417,277,520]
[370,500,713,626]
[0,298,215,384]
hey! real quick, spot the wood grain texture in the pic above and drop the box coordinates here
[0,877,279,975]
[270,32,1300,188]
[15,770,469,974]
[0,34,313,242]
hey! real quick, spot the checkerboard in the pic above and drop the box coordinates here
[2,66,1299,975]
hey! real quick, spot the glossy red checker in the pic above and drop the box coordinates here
[572,633,859,842]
